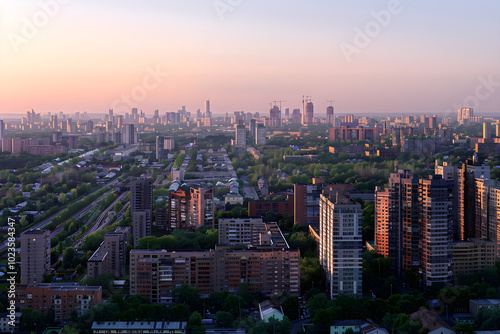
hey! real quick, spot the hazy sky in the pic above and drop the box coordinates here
[1,0,499,116]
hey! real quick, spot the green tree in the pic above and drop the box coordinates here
[188,311,202,326]
[476,307,500,330]
[174,284,202,310]
[281,295,299,320]
[216,311,234,327]
[453,322,475,334]
[63,247,75,265]
[20,308,42,331]
[170,304,190,321]
[222,295,246,318]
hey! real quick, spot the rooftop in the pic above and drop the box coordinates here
[29,283,101,292]
[471,299,500,306]
[92,321,187,330]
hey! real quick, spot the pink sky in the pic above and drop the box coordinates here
[1,1,499,116]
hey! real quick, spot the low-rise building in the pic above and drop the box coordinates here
[258,300,284,322]
[223,193,244,205]
[470,299,500,315]
[92,321,186,334]
[0,312,21,333]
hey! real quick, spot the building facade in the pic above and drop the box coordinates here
[452,238,495,281]
[131,176,153,245]
[20,229,51,285]
[319,193,363,298]
[419,175,454,288]
[16,283,102,323]
[130,247,300,303]
[87,226,130,279]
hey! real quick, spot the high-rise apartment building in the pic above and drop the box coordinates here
[475,179,500,257]
[168,183,213,230]
[131,177,153,245]
[294,183,354,226]
[319,193,363,298]
[124,124,135,145]
[234,121,246,147]
[206,99,211,119]
[250,119,257,137]
[419,175,454,288]
[269,106,281,127]
[169,184,190,230]
[292,109,301,124]
[189,184,214,229]
[326,106,334,125]
[457,108,474,124]
[117,115,123,129]
[87,226,130,278]
[0,120,4,140]
[435,161,460,237]
[51,115,58,130]
[255,123,266,146]
[458,162,490,240]
[164,136,175,150]
[156,136,165,160]
[375,170,419,276]
[86,120,94,133]
[304,101,314,125]
[374,187,390,258]
[20,229,51,285]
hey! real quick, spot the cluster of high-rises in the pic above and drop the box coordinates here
[375,156,500,288]
[248,181,364,299]
[128,177,215,241]
[166,181,214,230]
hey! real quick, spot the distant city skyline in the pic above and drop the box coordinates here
[1,1,499,115]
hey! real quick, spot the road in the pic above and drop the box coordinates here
[241,174,258,199]
[0,178,121,253]
[153,161,174,188]
[49,189,115,238]
[71,191,129,250]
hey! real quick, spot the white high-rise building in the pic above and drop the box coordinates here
[319,193,363,298]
